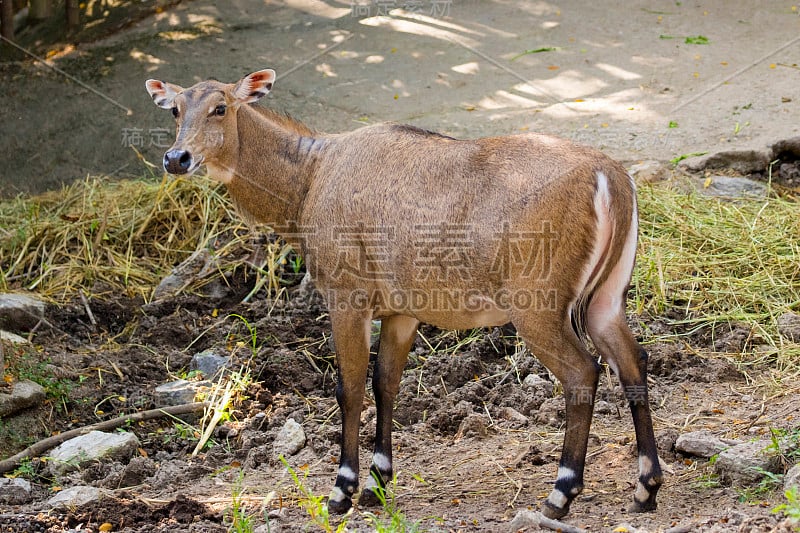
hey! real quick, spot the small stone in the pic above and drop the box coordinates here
[693,176,768,198]
[48,430,140,476]
[190,349,230,381]
[785,463,800,491]
[46,486,110,509]
[523,373,554,394]
[656,428,679,454]
[0,330,29,344]
[595,400,615,415]
[0,293,46,332]
[777,312,800,343]
[675,431,737,458]
[628,160,669,184]
[714,440,781,485]
[273,419,306,458]
[455,413,488,439]
[0,379,46,418]
[499,406,529,425]
[154,379,211,406]
[0,477,32,504]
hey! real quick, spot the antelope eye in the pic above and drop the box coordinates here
[171,107,179,118]
[214,104,226,116]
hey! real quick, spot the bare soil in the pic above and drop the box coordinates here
[0,265,798,532]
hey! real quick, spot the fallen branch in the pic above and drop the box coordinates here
[0,402,208,474]
[509,510,587,533]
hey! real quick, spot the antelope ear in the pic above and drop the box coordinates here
[145,79,183,109]
[232,69,276,104]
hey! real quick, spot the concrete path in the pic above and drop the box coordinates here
[1,1,798,195]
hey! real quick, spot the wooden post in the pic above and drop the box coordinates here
[0,0,14,41]
[28,0,52,21]
[65,0,78,28]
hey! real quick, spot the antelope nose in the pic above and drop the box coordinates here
[163,149,192,175]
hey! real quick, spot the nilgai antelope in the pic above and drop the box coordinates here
[145,69,663,519]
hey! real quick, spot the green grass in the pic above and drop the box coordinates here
[773,486,800,525]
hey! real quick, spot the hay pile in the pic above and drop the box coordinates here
[0,176,253,301]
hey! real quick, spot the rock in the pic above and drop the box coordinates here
[679,149,771,174]
[0,477,32,505]
[154,379,211,406]
[499,406,528,425]
[536,396,565,426]
[190,349,230,381]
[777,312,800,343]
[46,486,110,509]
[455,413,488,439]
[99,456,157,489]
[0,292,46,332]
[714,440,781,485]
[595,400,615,415]
[152,249,216,300]
[523,373,554,395]
[48,430,140,476]
[273,419,306,458]
[628,160,670,184]
[693,176,768,198]
[785,463,800,491]
[675,431,737,458]
[656,428,679,454]
[0,379,46,417]
[772,136,800,159]
[0,330,29,344]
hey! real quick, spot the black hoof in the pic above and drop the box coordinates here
[541,500,570,520]
[358,487,384,508]
[327,496,352,514]
[628,498,657,513]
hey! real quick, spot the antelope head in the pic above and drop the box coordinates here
[145,69,276,177]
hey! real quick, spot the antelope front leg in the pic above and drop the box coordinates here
[360,315,419,507]
[327,309,372,514]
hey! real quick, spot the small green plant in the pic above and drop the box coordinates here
[362,472,424,533]
[668,120,678,128]
[685,35,710,45]
[766,428,800,466]
[692,470,721,489]
[773,486,800,524]
[10,457,37,479]
[669,151,708,166]
[280,456,348,533]
[226,472,260,533]
[736,468,784,503]
[510,47,558,61]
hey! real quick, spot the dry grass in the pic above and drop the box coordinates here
[1,174,799,373]
[0,175,266,302]
[632,182,800,373]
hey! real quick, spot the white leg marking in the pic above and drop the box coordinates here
[337,465,357,482]
[547,489,569,509]
[557,466,577,481]
[364,475,379,490]
[372,453,391,473]
[634,481,650,502]
[638,454,653,475]
[329,486,347,502]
